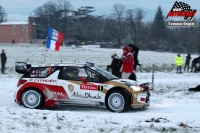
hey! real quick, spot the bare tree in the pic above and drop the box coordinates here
[33,0,72,38]
[126,8,145,46]
[72,6,98,42]
[103,18,118,42]
[0,5,7,23]
[110,3,126,47]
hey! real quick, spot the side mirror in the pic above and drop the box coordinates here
[15,62,28,74]
[80,77,87,84]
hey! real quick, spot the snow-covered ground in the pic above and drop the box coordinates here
[0,44,200,133]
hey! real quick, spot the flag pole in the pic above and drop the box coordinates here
[61,43,62,62]
[45,39,46,64]
[44,38,47,64]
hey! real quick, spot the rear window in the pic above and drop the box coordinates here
[24,66,57,78]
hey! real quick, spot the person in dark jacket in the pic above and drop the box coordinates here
[189,85,200,92]
[191,57,199,72]
[107,52,121,78]
[184,53,191,72]
[128,44,141,71]
[1,49,7,74]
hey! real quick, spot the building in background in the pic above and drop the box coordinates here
[0,17,36,44]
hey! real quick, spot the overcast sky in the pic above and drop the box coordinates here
[1,0,200,21]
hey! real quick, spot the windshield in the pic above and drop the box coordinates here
[89,66,118,80]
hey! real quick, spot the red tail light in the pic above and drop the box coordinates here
[17,79,27,87]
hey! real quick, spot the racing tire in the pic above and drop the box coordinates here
[106,90,129,113]
[21,89,43,109]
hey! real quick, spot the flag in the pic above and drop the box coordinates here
[30,70,36,77]
[46,26,63,51]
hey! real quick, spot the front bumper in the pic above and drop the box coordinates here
[130,90,150,108]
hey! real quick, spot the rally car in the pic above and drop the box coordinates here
[14,62,151,112]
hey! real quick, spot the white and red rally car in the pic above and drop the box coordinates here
[14,62,151,112]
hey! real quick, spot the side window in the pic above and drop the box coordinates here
[28,66,56,78]
[61,67,91,81]
[78,68,89,77]
[60,66,100,82]
[62,66,81,80]
[85,69,100,82]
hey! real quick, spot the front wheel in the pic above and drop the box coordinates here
[21,89,43,109]
[106,90,129,112]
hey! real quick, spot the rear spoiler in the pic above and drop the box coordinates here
[15,62,32,74]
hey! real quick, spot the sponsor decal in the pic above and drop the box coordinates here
[30,69,52,78]
[98,85,104,92]
[103,85,108,88]
[28,78,33,81]
[51,92,63,95]
[43,87,54,101]
[80,84,104,91]
[80,84,98,90]
[166,1,198,27]
[72,92,102,99]
[34,79,56,82]
[30,70,36,77]
[138,93,146,96]
[68,84,74,92]
[43,86,63,101]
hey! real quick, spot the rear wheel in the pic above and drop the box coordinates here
[21,89,43,109]
[106,90,129,112]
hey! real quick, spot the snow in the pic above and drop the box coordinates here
[0,44,200,133]
[0,21,29,25]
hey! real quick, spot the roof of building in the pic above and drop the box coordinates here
[0,21,28,25]
[0,21,36,25]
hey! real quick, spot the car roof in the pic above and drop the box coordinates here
[31,62,89,67]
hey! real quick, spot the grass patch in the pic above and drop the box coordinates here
[56,125,62,130]
[98,128,104,132]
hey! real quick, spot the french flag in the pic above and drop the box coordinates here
[46,26,63,51]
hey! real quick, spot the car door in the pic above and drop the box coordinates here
[57,66,104,103]
[76,67,105,103]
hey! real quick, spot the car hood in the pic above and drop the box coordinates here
[111,78,138,86]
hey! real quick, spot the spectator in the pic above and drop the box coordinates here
[121,46,134,79]
[82,41,85,45]
[189,85,200,92]
[43,41,46,45]
[106,52,121,78]
[128,72,137,81]
[175,53,183,73]
[128,44,141,71]
[191,56,200,72]
[184,53,191,72]
[1,49,7,74]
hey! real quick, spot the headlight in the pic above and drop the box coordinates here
[130,85,142,91]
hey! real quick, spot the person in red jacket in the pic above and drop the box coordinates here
[121,46,134,79]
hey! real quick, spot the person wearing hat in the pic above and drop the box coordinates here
[106,52,121,78]
[1,49,7,74]
[121,46,134,79]
[127,44,141,71]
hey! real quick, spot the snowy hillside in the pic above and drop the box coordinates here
[0,44,200,133]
